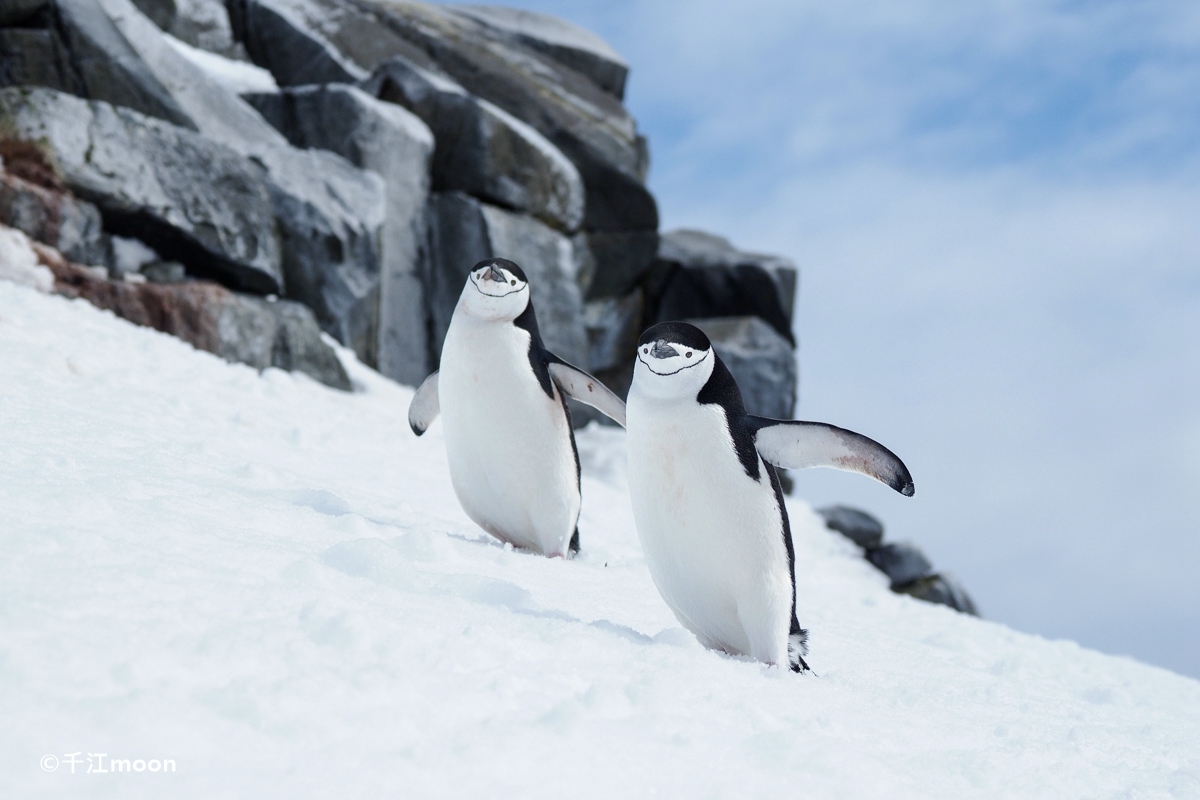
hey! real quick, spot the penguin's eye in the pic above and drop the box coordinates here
[686,351,693,358]
[642,347,648,354]
[510,279,516,285]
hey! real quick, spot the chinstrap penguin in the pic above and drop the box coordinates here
[625,321,915,672]
[408,258,627,558]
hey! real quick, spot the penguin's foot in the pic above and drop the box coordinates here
[788,628,812,673]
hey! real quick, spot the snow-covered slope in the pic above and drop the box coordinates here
[2,281,1198,799]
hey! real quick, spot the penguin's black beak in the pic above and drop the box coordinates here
[650,340,679,359]
[485,264,506,283]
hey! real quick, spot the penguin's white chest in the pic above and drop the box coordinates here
[626,395,793,662]
[437,310,579,556]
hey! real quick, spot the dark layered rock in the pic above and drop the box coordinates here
[129,0,174,29]
[817,505,884,549]
[227,0,387,85]
[896,574,978,616]
[0,166,109,266]
[0,0,51,25]
[689,316,796,420]
[353,0,655,232]
[38,241,350,389]
[651,229,797,345]
[0,87,283,293]
[426,191,586,368]
[864,542,934,589]
[574,227,657,300]
[246,83,433,385]
[360,56,583,233]
[0,0,195,128]
[452,6,629,100]
[0,28,80,91]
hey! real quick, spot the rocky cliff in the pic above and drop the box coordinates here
[0,0,798,415]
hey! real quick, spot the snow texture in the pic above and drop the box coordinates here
[1,282,1198,798]
[163,32,279,95]
[0,225,54,293]
[108,235,159,275]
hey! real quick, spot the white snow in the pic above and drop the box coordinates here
[163,32,279,95]
[0,225,54,293]
[108,235,159,275]
[2,282,1198,798]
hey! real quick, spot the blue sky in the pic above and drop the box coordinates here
[449,1,1200,677]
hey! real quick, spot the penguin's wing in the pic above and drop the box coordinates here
[408,371,440,436]
[547,361,627,428]
[747,417,915,496]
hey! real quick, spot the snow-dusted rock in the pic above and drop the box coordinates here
[226,0,655,232]
[361,56,584,233]
[452,5,629,100]
[654,228,798,344]
[688,315,797,421]
[132,0,243,57]
[98,0,389,367]
[0,87,283,293]
[246,84,431,383]
[0,0,195,129]
[0,166,108,266]
[426,191,586,368]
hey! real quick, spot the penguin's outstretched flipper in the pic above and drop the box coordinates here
[747,418,914,497]
[408,371,440,436]
[547,361,627,428]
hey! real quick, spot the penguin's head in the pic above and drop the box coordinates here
[632,321,715,400]
[460,258,530,321]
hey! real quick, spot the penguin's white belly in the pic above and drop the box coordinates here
[438,316,579,556]
[627,400,793,664]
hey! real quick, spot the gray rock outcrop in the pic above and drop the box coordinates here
[452,6,629,100]
[246,83,434,386]
[226,0,654,234]
[0,0,195,128]
[354,0,655,233]
[2,0,812,421]
[361,56,583,233]
[97,0,390,366]
[0,87,283,292]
